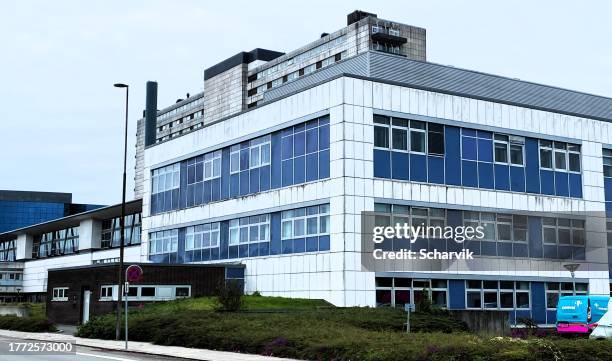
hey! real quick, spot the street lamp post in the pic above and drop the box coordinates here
[563,263,580,295]
[113,83,129,341]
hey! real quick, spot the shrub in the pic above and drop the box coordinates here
[0,315,56,332]
[215,280,244,312]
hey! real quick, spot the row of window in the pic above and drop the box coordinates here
[374,278,589,311]
[230,136,271,174]
[187,151,222,184]
[374,116,444,155]
[250,35,346,82]
[186,222,220,251]
[281,205,330,240]
[149,229,179,255]
[0,273,21,281]
[156,96,204,122]
[158,110,203,132]
[539,140,581,172]
[374,204,586,246]
[99,285,191,301]
[229,215,269,245]
[33,227,79,258]
[152,163,180,195]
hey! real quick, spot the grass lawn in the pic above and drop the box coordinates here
[75,295,612,360]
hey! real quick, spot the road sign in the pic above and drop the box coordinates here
[404,303,415,312]
[125,265,143,282]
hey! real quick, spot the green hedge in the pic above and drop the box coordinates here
[0,315,56,332]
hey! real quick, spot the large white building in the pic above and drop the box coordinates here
[3,11,612,327]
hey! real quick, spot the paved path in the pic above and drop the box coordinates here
[0,330,299,361]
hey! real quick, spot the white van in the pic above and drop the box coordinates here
[590,298,612,339]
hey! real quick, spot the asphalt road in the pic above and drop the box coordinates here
[0,335,189,361]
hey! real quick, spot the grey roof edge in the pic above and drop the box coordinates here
[0,199,143,241]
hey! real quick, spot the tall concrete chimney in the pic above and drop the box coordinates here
[145,81,158,147]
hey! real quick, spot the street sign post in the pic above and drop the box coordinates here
[124,265,143,350]
[404,303,415,333]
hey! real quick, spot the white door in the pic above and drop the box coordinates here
[82,290,91,324]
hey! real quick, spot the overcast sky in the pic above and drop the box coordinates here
[1,0,611,205]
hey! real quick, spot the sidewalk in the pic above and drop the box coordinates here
[0,329,299,361]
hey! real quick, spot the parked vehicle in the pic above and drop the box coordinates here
[590,298,612,339]
[556,295,609,334]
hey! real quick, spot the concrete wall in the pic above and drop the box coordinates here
[204,63,247,123]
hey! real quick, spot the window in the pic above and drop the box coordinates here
[186,223,220,250]
[35,226,79,258]
[151,163,180,194]
[428,123,444,155]
[410,121,426,153]
[466,281,530,310]
[391,118,408,151]
[141,287,156,297]
[540,140,581,172]
[249,136,271,169]
[176,287,190,298]
[101,213,142,248]
[0,240,16,262]
[100,285,114,300]
[542,218,585,246]
[148,229,179,255]
[374,278,448,308]
[494,134,509,163]
[374,116,390,148]
[603,149,612,177]
[229,215,270,245]
[230,145,240,174]
[52,287,68,301]
[204,151,222,180]
[462,211,527,243]
[509,136,524,166]
[546,282,588,309]
[281,204,330,240]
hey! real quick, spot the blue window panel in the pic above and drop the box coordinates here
[481,241,497,256]
[607,202,612,212]
[294,122,305,133]
[228,246,238,259]
[282,239,293,254]
[179,161,188,209]
[464,240,480,255]
[558,246,572,260]
[203,181,212,204]
[270,213,281,255]
[293,238,306,253]
[184,250,194,263]
[294,131,305,156]
[462,137,477,160]
[164,191,172,212]
[528,217,542,258]
[171,189,180,210]
[543,245,557,259]
[605,178,612,201]
[306,237,318,252]
[281,159,293,186]
[525,138,540,193]
[448,280,466,309]
[394,237,411,251]
[540,170,555,195]
[477,130,492,139]
[531,282,546,324]
[427,156,444,184]
[319,115,330,126]
[250,168,260,193]
[259,165,271,192]
[478,162,494,189]
[494,164,510,191]
[259,242,270,257]
[282,135,293,160]
[195,162,203,183]
[294,156,306,184]
[239,171,250,196]
[219,222,229,259]
[319,124,330,150]
[192,184,201,206]
[513,243,528,258]
[318,235,330,251]
[572,247,585,261]
[446,210,463,227]
[391,152,409,180]
[555,172,569,197]
[462,128,477,137]
[497,242,512,257]
[510,166,526,192]
[226,267,245,279]
[374,149,391,178]
[210,247,219,260]
[271,132,282,189]
[240,140,250,150]
[150,194,157,215]
[221,148,230,199]
[306,129,318,153]
[306,153,318,182]
[211,178,221,201]
[240,149,249,171]
[202,249,211,262]
[444,126,461,186]
[461,160,478,187]
[477,139,493,162]
[546,310,557,325]
[429,238,446,252]
[230,174,240,197]
[306,119,318,130]
[410,238,427,253]
[249,243,258,257]
[318,149,330,179]
[410,154,427,182]
[569,173,582,198]
[239,244,249,258]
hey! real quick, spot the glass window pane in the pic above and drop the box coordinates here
[374,126,389,148]
[410,131,425,152]
[306,217,318,235]
[568,153,580,172]
[510,144,523,165]
[294,219,305,236]
[494,143,508,163]
[392,128,407,151]
[554,151,567,170]
[540,149,552,168]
